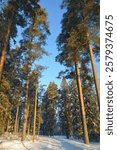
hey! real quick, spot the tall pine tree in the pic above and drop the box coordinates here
[41,82,58,136]
[58,78,72,139]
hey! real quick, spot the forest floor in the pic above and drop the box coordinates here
[0,135,100,150]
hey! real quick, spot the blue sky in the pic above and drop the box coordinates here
[39,0,65,87]
[38,0,100,88]
[9,0,100,89]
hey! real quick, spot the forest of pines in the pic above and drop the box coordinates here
[0,0,100,145]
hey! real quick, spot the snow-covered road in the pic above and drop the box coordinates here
[41,136,100,150]
[0,136,100,150]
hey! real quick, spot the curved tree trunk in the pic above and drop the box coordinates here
[86,31,100,109]
[74,61,89,145]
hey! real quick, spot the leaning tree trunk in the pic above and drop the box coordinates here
[74,61,89,145]
[0,20,12,80]
[21,58,30,141]
[0,7,15,81]
[32,83,38,142]
[14,105,19,134]
[86,31,100,109]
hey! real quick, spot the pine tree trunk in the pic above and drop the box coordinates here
[17,116,19,133]
[36,86,40,136]
[32,83,38,142]
[21,66,30,141]
[0,21,12,80]
[27,120,30,136]
[37,106,40,135]
[37,121,40,135]
[14,105,19,134]
[27,104,32,136]
[86,31,100,109]
[74,61,89,145]
[6,119,9,133]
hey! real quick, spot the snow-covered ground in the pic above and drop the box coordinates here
[0,135,100,150]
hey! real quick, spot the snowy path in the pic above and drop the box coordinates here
[0,136,100,150]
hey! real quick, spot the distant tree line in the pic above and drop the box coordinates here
[41,78,99,142]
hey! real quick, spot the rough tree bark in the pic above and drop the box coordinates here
[0,20,12,80]
[86,31,100,109]
[74,61,89,145]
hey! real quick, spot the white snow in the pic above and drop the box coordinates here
[0,135,100,150]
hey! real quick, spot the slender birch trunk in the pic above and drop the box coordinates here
[74,61,89,145]
[86,31,100,109]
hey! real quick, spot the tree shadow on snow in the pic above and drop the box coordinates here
[54,137,99,150]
